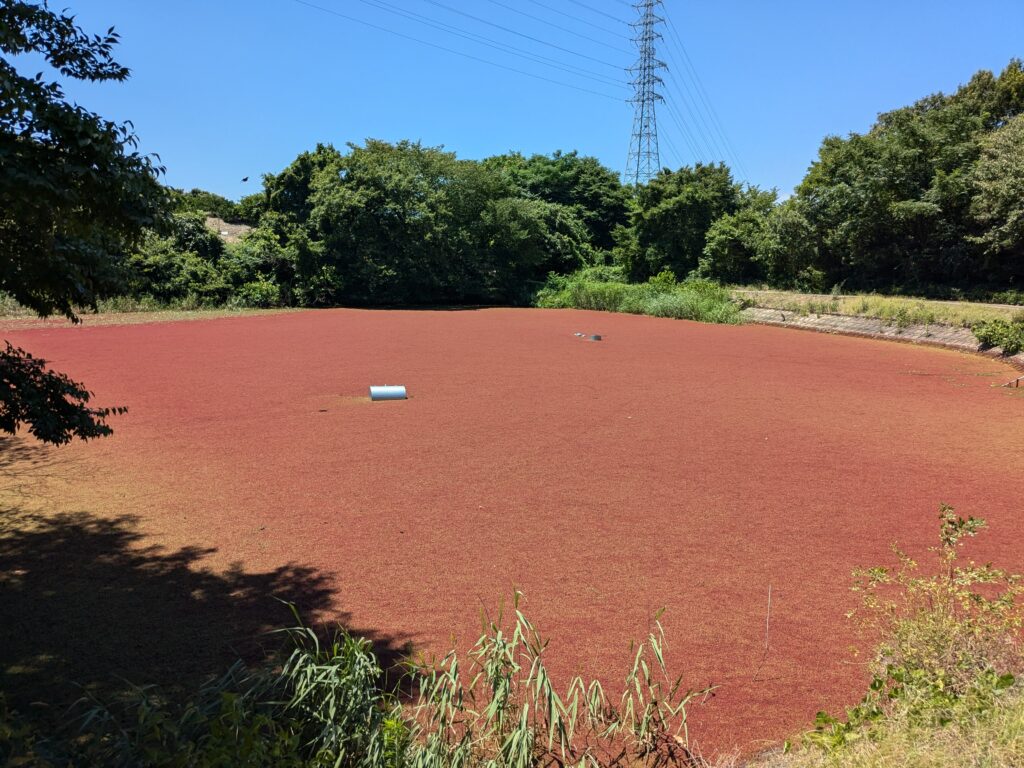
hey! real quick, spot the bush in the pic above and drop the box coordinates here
[974,313,1024,355]
[230,277,282,309]
[799,506,1024,757]
[535,269,741,324]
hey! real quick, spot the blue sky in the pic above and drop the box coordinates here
[46,1,1024,200]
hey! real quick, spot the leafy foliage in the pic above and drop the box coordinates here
[802,507,1023,755]
[0,1,155,443]
[537,268,742,324]
[124,214,228,304]
[0,0,166,320]
[170,187,243,222]
[0,343,126,444]
[626,163,741,282]
[484,150,631,251]
[793,60,1024,292]
[973,312,1024,355]
[248,141,595,306]
[971,113,1024,272]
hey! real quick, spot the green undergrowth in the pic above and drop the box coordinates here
[973,313,1024,356]
[753,506,1024,768]
[536,267,743,324]
[0,598,713,768]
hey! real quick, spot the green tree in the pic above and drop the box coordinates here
[760,199,824,289]
[170,187,241,222]
[795,59,1024,291]
[1,1,165,319]
[486,150,630,251]
[626,163,741,281]
[251,140,594,306]
[970,113,1024,283]
[698,187,776,284]
[124,215,229,305]
[478,196,593,302]
[1,1,163,443]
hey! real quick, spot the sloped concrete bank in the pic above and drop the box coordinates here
[741,306,1024,374]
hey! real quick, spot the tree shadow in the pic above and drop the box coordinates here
[0,438,413,726]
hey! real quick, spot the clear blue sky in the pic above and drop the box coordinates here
[48,1,1024,200]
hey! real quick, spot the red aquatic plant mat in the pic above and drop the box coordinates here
[3,307,1023,757]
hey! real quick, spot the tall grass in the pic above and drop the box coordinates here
[1,597,712,767]
[536,268,742,325]
[409,593,712,768]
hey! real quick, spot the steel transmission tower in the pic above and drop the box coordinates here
[626,0,666,185]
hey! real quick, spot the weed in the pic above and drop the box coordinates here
[801,506,1023,756]
[410,594,713,767]
[738,290,1014,329]
[974,315,1024,355]
[2,598,711,767]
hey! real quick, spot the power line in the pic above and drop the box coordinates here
[663,18,734,165]
[658,127,684,170]
[417,0,623,70]
[354,0,629,88]
[289,0,624,101]
[662,95,708,162]
[522,0,625,37]
[658,28,732,165]
[567,0,630,24]
[662,60,720,162]
[661,7,748,177]
[481,0,633,55]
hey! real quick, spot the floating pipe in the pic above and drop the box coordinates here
[369,385,407,401]
[588,334,602,341]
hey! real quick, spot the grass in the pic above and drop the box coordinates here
[752,690,1024,768]
[0,292,296,330]
[736,288,1021,329]
[1,596,714,767]
[536,267,743,325]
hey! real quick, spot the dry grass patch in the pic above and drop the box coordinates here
[736,289,1020,329]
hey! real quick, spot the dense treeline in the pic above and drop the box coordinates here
[138,144,621,308]
[124,59,1024,312]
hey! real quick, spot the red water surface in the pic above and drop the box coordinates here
[5,308,1024,757]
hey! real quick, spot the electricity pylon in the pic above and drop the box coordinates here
[626,0,666,185]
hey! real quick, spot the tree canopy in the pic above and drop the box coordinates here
[1,1,163,443]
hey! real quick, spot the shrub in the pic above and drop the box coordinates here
[42,624,407,768]
[802,506,1023,756]
[535,269,741,324]
[230,278,282,309]
[974,314,1024,355]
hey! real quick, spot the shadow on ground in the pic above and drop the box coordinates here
[0,436,412,725]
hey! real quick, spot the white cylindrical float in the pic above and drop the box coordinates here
[369,385,407,401]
